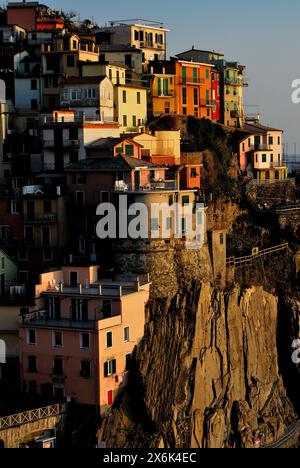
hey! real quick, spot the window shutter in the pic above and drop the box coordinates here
[104,362,108,378]
[157,78,162,97]
[112,359,116,375]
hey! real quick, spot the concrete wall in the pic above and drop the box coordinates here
[0,414,63,448]
[114,86,147,133]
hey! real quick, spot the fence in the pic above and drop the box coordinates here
[0,404,63,431]
[227,243,289,269]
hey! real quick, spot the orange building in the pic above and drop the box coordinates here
[174,59,214,119]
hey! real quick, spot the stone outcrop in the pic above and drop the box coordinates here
[99,283,298,449]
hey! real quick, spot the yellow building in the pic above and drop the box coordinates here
[81,62,127,86]
[223,63,246,127]
[114,84,147,133]
[41,33,100,110]
[97,20,169,64]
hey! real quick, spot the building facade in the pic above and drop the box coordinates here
[19,265,150,409]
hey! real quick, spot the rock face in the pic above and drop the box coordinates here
[99,283,298,449]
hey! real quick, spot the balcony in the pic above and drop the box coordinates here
[200,99,215,107]
[43,139,80,149]
[224,77,245,86]
[0,283,28,304]
[114,180,179,193]
[249,145,273,152]
[22,213,57,223]
[21,308,121,330]
[178,78,205,86]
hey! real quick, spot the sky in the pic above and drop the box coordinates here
[45,0,300,153]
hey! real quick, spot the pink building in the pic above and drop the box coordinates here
[19,265,151,411]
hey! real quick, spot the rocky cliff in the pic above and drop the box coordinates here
[99,282,299,448]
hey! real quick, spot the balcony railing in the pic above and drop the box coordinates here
[43,139,80,149]
[22,213,57,223]
[178,78,205,85]
[224,77,245,86]
[200,99,215,107]
[0,283,27,303]
[114,180,179,193]
[249,145,273,152]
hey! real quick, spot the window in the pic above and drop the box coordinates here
[53,331,63,348]
[193,68,198,83]
[194,88,199,105]
[31,79,37,90]
[27,329,36,345]
[125,145,134,156]
[80,361,91,378]
[102,300,112,318]
[72,299,88,321]
[182,196,190,206]
[278,136,281,145]
[123,115,127,127]
[151,218,159,231]
[43,201,52,214]
[181,218,186,234]
[194,108,198,117]
[76,173,86,185]
[76,191,85,209]
[24,226,34,244]
[270,154,274,163]
[104,359,116,377]
[80,333,90,349]
[262,154,267,163]
[67,55,75,68]
[124,327,130,342]
[69,150,78,164]
[28,356,37,373]
[100,191,109,203]
[182,107,187,115]
[43,248,52,261]
[31,99,38,110]
[47,297,60,320]
[107,331,113,348]
[137,92,141,104]
[220,233,224,245]
[42,226,51,246]
[182,66,186,83]
[11,200,21,214]
[122,90,127,103]
[191,168,198,178]
[132,115,137,127]
[166,217,172,230]
[182,88,187,105]
[108,69,113,81]
[107,390,114,406]
[116,146,123,155]
[53,358,63,376]
[206,69,210,79]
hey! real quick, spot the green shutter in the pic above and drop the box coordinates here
[158,78,162,96]
[193,68,198,83]
[182,66,186,83]
[163,79,169,96]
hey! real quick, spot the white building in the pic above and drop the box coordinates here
[14,51,41,111]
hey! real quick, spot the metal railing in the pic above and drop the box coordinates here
[22,213,57,223]
[249,145,273,152]
[0,404,63,431]
[0,283,27,301]
[114,180,179,192]
[227,243,289,269]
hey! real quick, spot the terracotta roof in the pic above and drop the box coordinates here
[65,156,131,172]
[241,122,283,135]
[87,137,144,149]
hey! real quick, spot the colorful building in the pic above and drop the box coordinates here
[237,121,287,182]
[96,20,169,65]
[148,61,176,117]
[19,265,151,408]
[41,33,100,110]
[114,83,147,133]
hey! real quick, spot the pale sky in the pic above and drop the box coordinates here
[27,0,300,153]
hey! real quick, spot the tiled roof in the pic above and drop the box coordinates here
[65,157,131,172]
[241,122,283,135]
